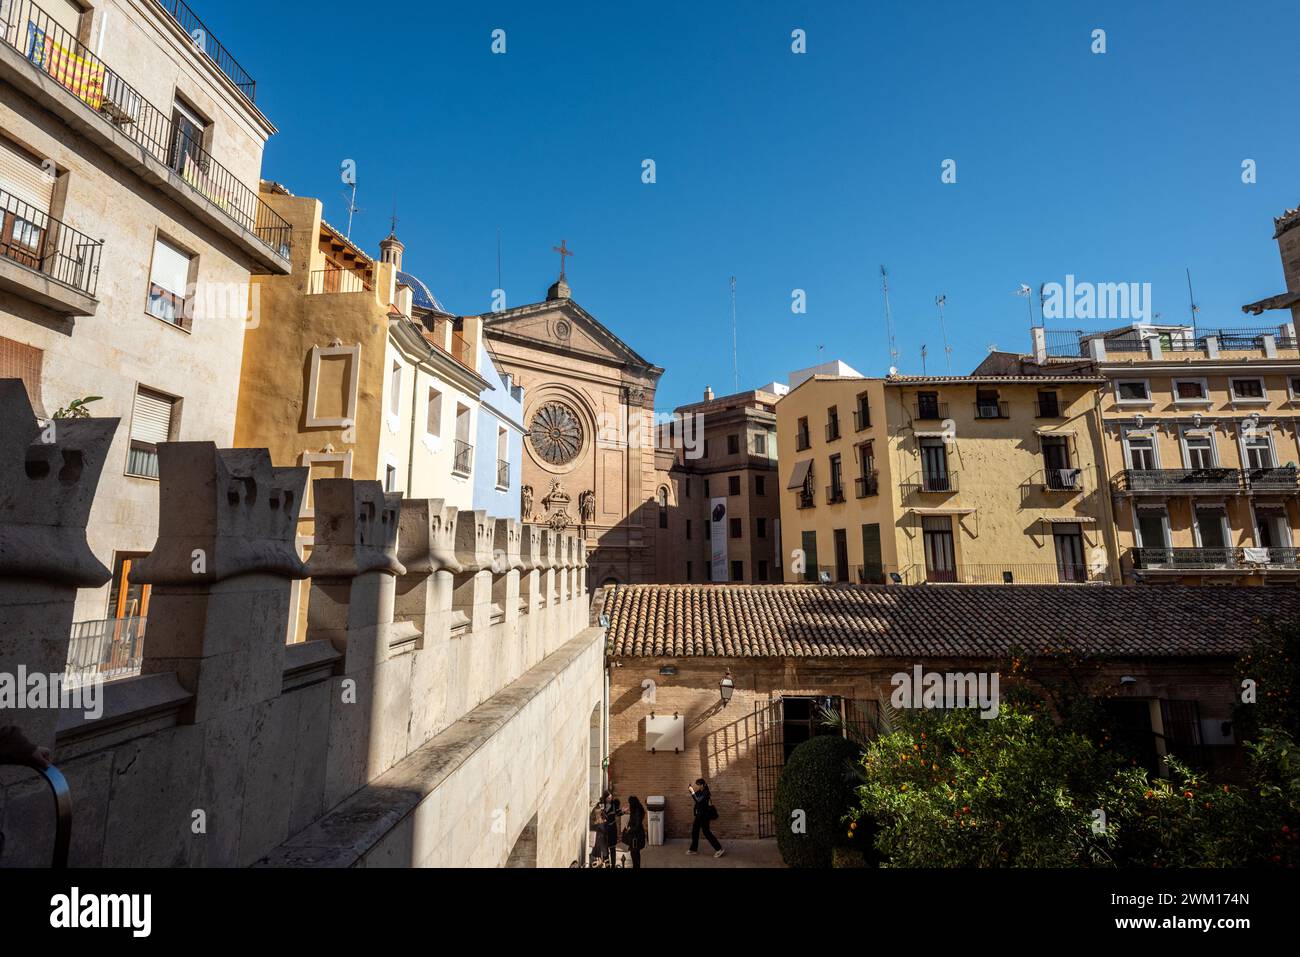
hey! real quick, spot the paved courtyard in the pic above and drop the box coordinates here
[639,838,785,868]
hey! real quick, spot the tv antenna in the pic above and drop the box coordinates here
[729,276,740,393]
[343,184,362,240]
[935,294,953,373]
[881,266,899,370]
[1186,267,1200,335]
[921,344,928,374]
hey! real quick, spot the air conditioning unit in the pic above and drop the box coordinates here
[100,70,142,127]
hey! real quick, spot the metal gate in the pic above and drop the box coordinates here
[754,698,784,839]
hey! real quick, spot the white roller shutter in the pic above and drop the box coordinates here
[0,137,54,215]
[130,389,174,444]
[149,238,191,295]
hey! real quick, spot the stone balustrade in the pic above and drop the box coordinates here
[0,382,602,867]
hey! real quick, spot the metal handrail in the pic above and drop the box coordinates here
[308,266,371,294]
[1118,468,1244,493]
[153,0,257,101]
[1,0,290,254]
[40,763,72,868]
[453,439,473,475]
[0,187,102,297]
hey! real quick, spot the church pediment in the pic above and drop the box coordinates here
[483,299,661,375]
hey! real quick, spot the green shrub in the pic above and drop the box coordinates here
[774,735,864,868]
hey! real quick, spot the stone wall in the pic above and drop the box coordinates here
[0,382,604,867]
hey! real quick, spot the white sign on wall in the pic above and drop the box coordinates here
[645,713,685,752]
[709,497,728,582]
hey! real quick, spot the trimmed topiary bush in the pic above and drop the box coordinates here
[774,735,864,868]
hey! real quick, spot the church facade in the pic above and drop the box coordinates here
[478,274,671,587]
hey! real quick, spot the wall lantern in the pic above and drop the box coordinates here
[659,665,677,676]
[719,670,735,705]
[1119,675,1137,686]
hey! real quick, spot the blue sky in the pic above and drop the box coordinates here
[213,0,1298,410]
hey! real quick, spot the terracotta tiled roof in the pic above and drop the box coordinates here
[601,584,1295,659]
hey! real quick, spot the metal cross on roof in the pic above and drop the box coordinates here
[552,239,574,280]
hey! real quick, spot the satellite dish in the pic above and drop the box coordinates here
[888,366,898,376]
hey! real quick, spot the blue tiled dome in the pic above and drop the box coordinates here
[397,270,450,315]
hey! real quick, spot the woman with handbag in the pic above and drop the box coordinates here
[687,778,725,858]
[622,795,648,869]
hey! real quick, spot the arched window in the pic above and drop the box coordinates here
[657,486,669,528]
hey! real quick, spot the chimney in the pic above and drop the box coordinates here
[380,233,405,272]
[703,385,714,401]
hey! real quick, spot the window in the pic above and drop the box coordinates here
[731,560,744,582]
[729,517,742,539]
[1136,507,1169,549]
[829,453,844,500]
[756,517,767,538]
[704,520,711,541]
[754,432,767,455]
[658,486,668,528]
[385,464,398,492]
[388,361,401,416]
[107,551,150,620]
[1289,377,1300,401]
[685,519,692,540]
[45,0,85,41]
[922,516,955,583]
[756,475,766,496]
[800,529,819,583]
[796,416,810,450]
[1255,506,1291,549]
[1036,390,1060,418]
[147,237,194,328]
[833,528,849,582]
[426,387,442,437]
[1124,433,1157,471]
[453,404,472,475]
[1196,507,1228,550]
[1230,378,1266,401]
[0,137,53,273]
[757,559,768,581]
[1173,379,1209,402]
[1184,434,1215,469]
[497,427,510,489]
[127,387,177,478]
[920,438,950,491]
[1042,436,1077,489]
[826,406,840,440]
[854,392,871,430]
[916,392,941,420]
[1116,380,1150,403]
[727,433,739,455]
[1053,524,1085,582]
[728,475,740,496]
[975,389,1004,418]
[0,336,43,412]
[1244,434,1274,470]
[686,560,693,581]
[170,98,209,177]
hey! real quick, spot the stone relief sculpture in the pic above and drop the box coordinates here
[521,484,533,519]
[542,478,572,531]
[579,489,596,526]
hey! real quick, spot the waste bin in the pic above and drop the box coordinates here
[647,795,665,846]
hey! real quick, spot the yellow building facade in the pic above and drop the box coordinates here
[776,372,1120,585]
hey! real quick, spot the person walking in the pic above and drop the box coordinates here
[687,778,725,858]
[623,795,647,869]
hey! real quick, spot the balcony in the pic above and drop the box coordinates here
[1130,547,1249,573]
[892,563,1111,585]
[974,400,1010,419]
[796,488,815,509]
[1247,466,1300,494]
[0,187,102,314]
[453,439,473,476]
[1042,467,1084,493]
[496,458,510,490]
[308,266,371,294]
[795,431,811,452]
[854,406,871,431]
[825,420,841,442]
[154,0,257,102]
[64,616,146,685]
[826,482,845,504]
[913,401,948,422]
[856,470,879,498]
[1034,398,1062,418]
[919,470,958,493]
[0,0,290,269]
[1116,468,1244,495]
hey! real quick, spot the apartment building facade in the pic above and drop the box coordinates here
[656,384,783,583]
[981,318,1300,584]
[776,369,1119,585]
[0,0,290,633]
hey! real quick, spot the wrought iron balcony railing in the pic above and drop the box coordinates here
[0,187,102,298]
[853,406,871,431]
[796,488,815,509]
[1130,547,1246,571]
[64,616,146,684]
[913,401,948,422]
[1117,468,1245,494]
[974,400,1010,419]
[153,0,257,101]
[1042,467,1084,492]
[825,419,841,441]
[919,470,958,493]
[308,266,371,294]
[1034,398,1062,418]
[795,431,810,451]
[856,470,879,498]
[893,563,1110,585]
[496,458,510,490]
[0,1,290,256]
[1247,466,1300,493]
[826,482,845,504]
[453,439,473,476]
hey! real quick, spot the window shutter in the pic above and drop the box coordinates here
[45,0,85,38]
[131,389,173,444]
[0,137,55,215]
[149,239,191,296]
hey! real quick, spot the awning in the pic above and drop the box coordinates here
[1034,428,1076,437]
[914,430,949,438]
[908,507,976,516]
[1039,515,1098,525]
[787,459,812,490]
